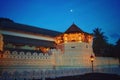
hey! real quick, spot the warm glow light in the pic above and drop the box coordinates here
[0,34,3,51]
[55,33,93,44]
[91,58,94,61]
[38,47,50,53]
[90,55,94,62]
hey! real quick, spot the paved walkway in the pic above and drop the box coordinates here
[45,73,120,80]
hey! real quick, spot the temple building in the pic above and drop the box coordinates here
[0,18,119,80]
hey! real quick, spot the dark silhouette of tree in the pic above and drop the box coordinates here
[105,44,115,57]
[115,38,120,65]
[92,28,108,56]
[116,38,120,49]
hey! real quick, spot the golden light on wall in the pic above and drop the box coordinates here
[0,34,4,51]
[39,47,49,53]
[55,33,93,44]
[35,46,50,53]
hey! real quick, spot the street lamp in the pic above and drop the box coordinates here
[90,55,94,73]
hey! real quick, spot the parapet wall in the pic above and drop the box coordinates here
[0,49,61,68]
[0,48,119,68]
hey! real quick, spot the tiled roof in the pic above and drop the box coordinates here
[3,35,55,48]
[65,24,84,33]
[0,20,62,37]
[65,24,91,35]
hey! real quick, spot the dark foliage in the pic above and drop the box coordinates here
[92,28,120,59]
[114,38,120,64]
[92,28,108,56]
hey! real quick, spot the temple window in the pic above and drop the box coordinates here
[71,46,75,48]
[57,40,60,44]
[64,37,68,43]
[88,36,92,43]
[81,34,85,42]
[86,45,88,48]
[55,32,92,45]
[78,36,82,42]
[63,34,68,43]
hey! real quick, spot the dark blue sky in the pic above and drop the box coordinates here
[0,0,120,44]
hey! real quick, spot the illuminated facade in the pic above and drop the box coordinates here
[0,19,119,79]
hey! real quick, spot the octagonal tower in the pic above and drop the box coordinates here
[55,24,94,68]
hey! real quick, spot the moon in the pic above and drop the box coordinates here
[70,9,73,12]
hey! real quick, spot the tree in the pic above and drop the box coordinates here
[92,28,108,56]
[115,38,120,65]
[105,43,115,57]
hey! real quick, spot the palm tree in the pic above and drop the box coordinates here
[92,28,108,56]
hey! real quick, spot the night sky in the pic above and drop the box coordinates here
[0,0,120,44]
